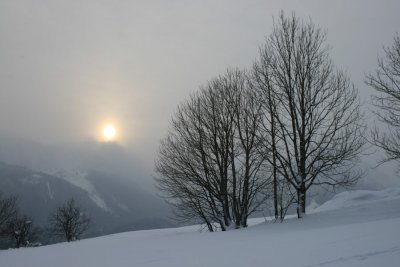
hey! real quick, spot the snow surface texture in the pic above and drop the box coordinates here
[1,188,400,267]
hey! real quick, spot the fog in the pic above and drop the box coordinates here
[1,0,400,189]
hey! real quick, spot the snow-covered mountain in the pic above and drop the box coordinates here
[0,162,174,241]
[1,187,399,267]
[0,137,175,242]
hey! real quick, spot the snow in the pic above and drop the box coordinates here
[20,174,42,184]
[1,187,400,267]
[45,182,54,200]
[53,170,110,211]
[310,187,400,213]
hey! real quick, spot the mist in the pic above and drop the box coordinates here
[0,0,400,190]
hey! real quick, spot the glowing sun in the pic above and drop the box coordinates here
[103,125,117,141]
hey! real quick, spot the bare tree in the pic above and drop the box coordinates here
[229,70,270,228]
[4,215,38,248]
[49,198,90,242]
[0,192,18,237]
[252,53,298,222]
[251,49,285,221]
[254,12,365,218]
[367,34,400,163]
[156,69,270,231]
[156,84,233,231]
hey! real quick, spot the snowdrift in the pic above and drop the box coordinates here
[312,186,400,212]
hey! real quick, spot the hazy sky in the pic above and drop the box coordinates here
[1,0,400,171]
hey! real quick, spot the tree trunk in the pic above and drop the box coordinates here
[221,171,231,227]
[223,197,231,227]
[206,221,214,232]
[273,154,278,220]
[268,80,279,220]
[241,214,248,228]
[219,219,226,231]
[296,183,306,218]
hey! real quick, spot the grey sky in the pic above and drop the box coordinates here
[0,0,399,174]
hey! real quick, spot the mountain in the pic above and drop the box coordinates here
[1,187,399,267]
[0,162,174,243]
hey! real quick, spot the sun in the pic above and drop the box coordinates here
[103,125,117,141]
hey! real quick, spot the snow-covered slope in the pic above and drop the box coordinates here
[1,187,400,267]
[54,170,110,211]
[311,187,400,213]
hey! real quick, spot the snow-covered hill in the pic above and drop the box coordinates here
[1,187,399,267]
